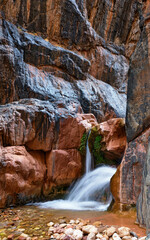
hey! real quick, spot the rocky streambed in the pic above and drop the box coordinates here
[0,206,146,240]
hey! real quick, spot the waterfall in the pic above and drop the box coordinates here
[36,135,116,211]
[67,166,115,203]
[85,131,92,174]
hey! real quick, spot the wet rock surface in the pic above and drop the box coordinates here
[0,0,129,92]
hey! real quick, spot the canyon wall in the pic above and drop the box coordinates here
[0,0,127,207]
[111,0,150,231]
[0,0,149,230]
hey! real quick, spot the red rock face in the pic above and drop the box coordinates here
[44,149,82,196]
[111,128,150,208]
[98,118,126,161]
[57,114,97,150]
[0,113,98,207]
[0,146,46,207]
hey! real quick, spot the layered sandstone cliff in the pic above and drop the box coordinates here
[0,0,128,207]
[0,0,149,231]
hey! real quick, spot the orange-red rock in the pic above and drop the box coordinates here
[97,118,126,160]
[0,146,46,207]
[111,128,150,208]
[57,114,97,150]
[44,149,82,196]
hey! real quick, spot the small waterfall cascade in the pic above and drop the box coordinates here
[36,133,116,211]
[85,133,92,174]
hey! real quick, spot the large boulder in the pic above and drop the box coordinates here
[137,137,150,234]
[44,149,82,197]
[0,146,46,208]
[89,118,126,165]
[111,128,150,209]
[137,138,150,231]
[0,99,56,151]
[98,118,126,161]
[57,114,97,150]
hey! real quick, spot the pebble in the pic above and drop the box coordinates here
[96,233,103,238]
[60,224,67,228]
[47,221,54,227]
[112,233,121,240]
[60,233,66,239]
[103,234,109,240]
[76,219,81,224]
[118,227,130,238]
[70,220,75,224]
[73,229,83,240]
[82,225,98,234]
[139,237,146,240]
[53,233,61,239]
[48,227,55,234]
[18,233,31,240]
[64,227,74,236]
[122,237,132,240]
[106,227,116,237]
[130,231,138,238]
[18,228,26,232]
[87,232,96,240]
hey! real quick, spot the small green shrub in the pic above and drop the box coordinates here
[93,135,105,164]
[93,135,102,153]
[79,132,88,156]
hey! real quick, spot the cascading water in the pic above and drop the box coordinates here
[85,132,92,174]
[36,136,116,211]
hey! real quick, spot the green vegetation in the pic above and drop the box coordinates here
[79,127,114,166]
[93,135,105,164]
[88,126,106,165]
[79,132,88,156]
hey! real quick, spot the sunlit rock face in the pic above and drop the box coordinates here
[97,118,126,161]
[0,0,149,209]
[88,118,126,166]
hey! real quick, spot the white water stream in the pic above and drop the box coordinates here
[36,139,116,211]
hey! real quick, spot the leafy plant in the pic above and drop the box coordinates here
[93,135,102,153]
[79,132,88,156]
[93,135,105,164]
